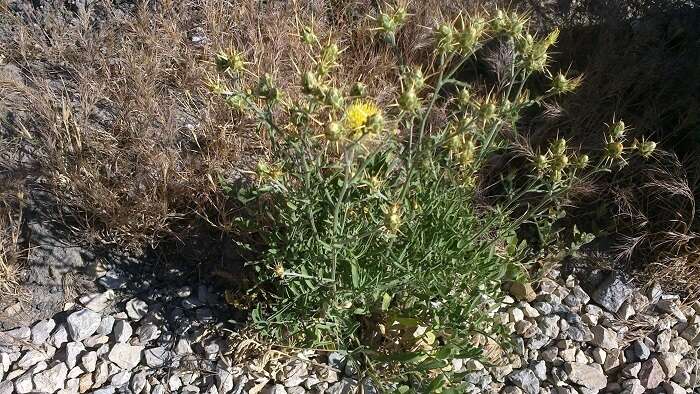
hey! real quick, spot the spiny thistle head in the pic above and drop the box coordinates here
[534,154,549,173]
[550,138,567,156]
[610,120,627,139]
[273,262,285,279]
[384,203,402,232]
[325,121,343,141]
[575,154,589,169]
[345,101,380,130]
[458,87,471,108]
[399,87,420,113]
[459,140,477,167]
[435,22,456,53]
[301,71,322,97]
[365,112,385,135]
[550,154,569,172]
[215,49,246,74]
[301,26,317,45]
[256,73,279,101]
[318,43,340,75]
[479,100,497,121]
[605,141,625,160]
[403,67,426,92]
[634,138,657,158]
[325,87,345,109]
[351,82,367,97]
[551,72,582,94]
[523,29,558,72]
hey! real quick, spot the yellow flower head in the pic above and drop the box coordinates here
[345,101,380,130]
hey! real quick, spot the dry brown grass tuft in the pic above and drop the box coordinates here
[1,0,494,249]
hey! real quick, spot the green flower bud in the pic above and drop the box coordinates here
[301,26,317,45]
[351,82,367,97]
[550,138,567,156]
[325,121,343,141]
[610,121,626,139]
[458,88,471,108]
[575,154,589,169]
[605,141,624,159]
[325,87,344,109]
[637,139,656,158]
[399,87,420,113]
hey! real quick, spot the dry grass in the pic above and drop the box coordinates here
[0,0,495,249]
[2,0,700,298]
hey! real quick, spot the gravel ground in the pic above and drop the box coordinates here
[1,265,700,394]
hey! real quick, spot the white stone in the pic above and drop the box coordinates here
[131,370,148,393]
[33,362,68,393]
[125,299,148,321]
[31,319,56,345]
[591,347,607,364]
[65,342,85,369]
[15,371,34,393]
[108,343,144,370]
[81,351,97,372]
[49,325,69,348]
[111,370,132,386]
[16,350,47,369]
[113,320,133,343]
[564,362,607,390]
[591,326,618,350]
[66,309,102,341]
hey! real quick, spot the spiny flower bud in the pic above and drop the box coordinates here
[575,154,589,169]
[459,140,477,167]
[225,94,247,111]
[325,87,344,109]
[318,43,340,75]
[215,49,246,74]
[365,113,385,135]
[393,6,409,24]
[605,141,624,160]
[325,121,343,141]
[399,87,420,113]
[480,101,497,121]
[534,154,549,172]
[610,120,626,139]
[351,81,367,97]
[550,138,567,156]
[402,67,425,92]
[384,204,402,232]
[636,139,656,158]
[458,87,471,108]
[551,72,582,94]
[302,71,322,96]
[550,154,569,171]
[301,26,317,45]
[435,22,455,53]
[273,262,285,279]
[256,73,279,101]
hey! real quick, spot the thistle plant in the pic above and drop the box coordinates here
[210,7,655,391]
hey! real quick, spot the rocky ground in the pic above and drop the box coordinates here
[1,262,700,394]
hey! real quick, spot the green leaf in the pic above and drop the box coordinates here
[381,292,392,311]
